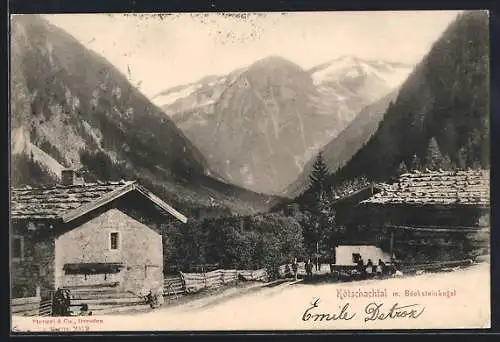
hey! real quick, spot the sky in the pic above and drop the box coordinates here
[43,11,462,98]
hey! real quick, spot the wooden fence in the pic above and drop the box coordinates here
[163,268,269,296]
[11,296,52,317]
[237,269,268,281]
[12,266,286,316]
[39,297,52,316]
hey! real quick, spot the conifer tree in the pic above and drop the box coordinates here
[309,151,329,199]
[425,137,444,170]
[306,151,335,259]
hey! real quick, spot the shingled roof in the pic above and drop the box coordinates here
[361,169,490,206]
[11,180,188,223]
[331,183,384,206]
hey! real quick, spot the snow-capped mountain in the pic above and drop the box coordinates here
[152,55,414,195]
[309,55,413,127]
[152,70,245,117]
[311,55,413,89]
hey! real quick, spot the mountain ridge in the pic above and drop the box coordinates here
[152,54,413,195]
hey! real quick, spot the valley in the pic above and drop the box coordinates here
[10,11,489,222]
[153,55,413,195]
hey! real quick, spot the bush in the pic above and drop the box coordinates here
[161,213,306,273]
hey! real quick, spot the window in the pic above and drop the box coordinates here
[12,236,24,260]
[109,232,120,250]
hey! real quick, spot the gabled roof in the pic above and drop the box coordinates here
[361,169,490,206]
[11,180,188,223]
[329,183,385,206]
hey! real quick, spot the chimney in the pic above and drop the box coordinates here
[61,169,75,185]
[61,169,85,186]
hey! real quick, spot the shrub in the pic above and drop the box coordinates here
[161,213,306,273]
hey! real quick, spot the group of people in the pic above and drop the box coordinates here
[356,256,388,278]
[290,258,320,280]
[290,254,392,281]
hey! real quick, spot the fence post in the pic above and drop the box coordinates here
[199,265,204,290]
[50,291,53,316]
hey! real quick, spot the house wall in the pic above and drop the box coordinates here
[54,208,163,294]
[356,205,490,263]
[391,230,469,263]
[11,221,55,299]
[335,245,390,266]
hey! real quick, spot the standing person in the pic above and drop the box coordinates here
[377,259,386,276]
[357,256,365,279]
[292,258,298,281]
[366,259,374,278]
[305,259,313,279]
[330,248,337,273]
[52,288,71,316]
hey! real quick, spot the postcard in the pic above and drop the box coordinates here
[10,10,490,332]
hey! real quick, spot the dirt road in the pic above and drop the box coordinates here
[133,262,490,330]
[12,263,489,332]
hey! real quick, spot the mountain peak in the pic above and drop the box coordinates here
[309,54,414,90]
[336,54,360,62]
[249,55,303,71]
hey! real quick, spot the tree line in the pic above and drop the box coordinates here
[332,11,489,183]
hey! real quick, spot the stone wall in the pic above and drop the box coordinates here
[11,222,55,299]
[55,208,163,294]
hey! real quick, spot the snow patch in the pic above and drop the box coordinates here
[152,84,199,107]
[311,56,360,85]
[357,62,412,89]
[345,68,360,78]
[312,56,413,89]
[379,64,413,88]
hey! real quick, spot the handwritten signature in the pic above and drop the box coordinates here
[302,298,425,322]
[364,302,425,321]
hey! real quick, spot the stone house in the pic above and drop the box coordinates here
[10,170,187,299]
